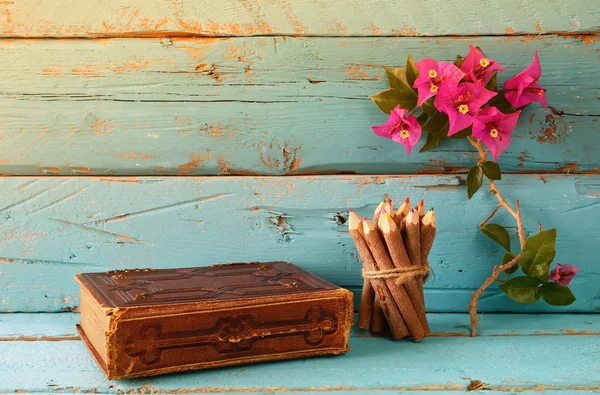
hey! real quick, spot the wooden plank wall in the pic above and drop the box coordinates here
[0,0,598,313]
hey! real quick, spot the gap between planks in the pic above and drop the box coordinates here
[0,30,597,40]
[0,172,595,180]
[3,385,600,393]
[2,314,599,342]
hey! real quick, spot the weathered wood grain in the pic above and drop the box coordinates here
[0,175,597,313]
[2,313,599,340]
[1,333,599,392]
[6,392,595,395]
[0,36,597,175]
[0,0,597,37]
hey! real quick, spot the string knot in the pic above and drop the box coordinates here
[362,265,430,285]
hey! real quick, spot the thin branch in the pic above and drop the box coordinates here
[467,136,528,336]
[469,254,520,336]
[515,200,526,248]
[479,203,502,228]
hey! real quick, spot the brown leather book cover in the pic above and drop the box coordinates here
[75,261,354,379]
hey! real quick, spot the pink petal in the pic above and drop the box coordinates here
[462,83,497,113]
[392,106,409,119]
[549,266,561,281]
[494,110,521,134]
[415,83,437,106]
[437,61,464,85]
[372,124,393,139]
[504,89,520,108]
[518,82,548,108]
[371,108,401,139]
[560,264,579,275]
[480,61,505,83]
[433,83,457,113]
[476,106,501,120]
[447,108,473,136]
[549,263,578,287]
[413,58,439,87]
[461,45,505,84]
[390,112,422,155]
[472,117,508,162]
[459,45,481,76]
[521,50,542,80]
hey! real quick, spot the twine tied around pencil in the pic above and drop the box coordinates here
[362,264,430,285]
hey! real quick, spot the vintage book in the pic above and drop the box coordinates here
[75,261,354,379]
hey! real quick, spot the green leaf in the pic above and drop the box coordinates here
[422,99,436,116]
[499,276,542,304]
[406,54,419,87]
[541,282,576,306]
[529,244,556,280]
[467,165,484,199]
[448,126,473,139]
[485,72,498,92]
[416,112,428,126]
[454,55,465,68]
[481,161,502,180]
[419,132,446,152]
[369,88,417,114]
[503,252,519,275]
[384,67,410,91]
[480,223,511,251]
[489,91,518,113]
[423,110,449,135]
[519,229,557,279]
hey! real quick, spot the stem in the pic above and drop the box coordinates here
[467,136,527,336]
[468,254,520,336]
[479,203,502,228]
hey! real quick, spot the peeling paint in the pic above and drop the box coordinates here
[392,25,418,36]
[178,151,211,169]
[90,119,113,135]
[71,65,103,78]
[109,58,152,73]
[42,66,63,77]
[536,113,569,144]
[115,152,159,160]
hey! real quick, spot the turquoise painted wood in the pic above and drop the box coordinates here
[0,36,597,175]
[0,175,597,312]
[1,314,598,393]
[0,0,597,37]
[2,313,599,339]
[7,393,596,395]
[0,1,597,393]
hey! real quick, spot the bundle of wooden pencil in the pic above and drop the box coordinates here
[348,197,436,341]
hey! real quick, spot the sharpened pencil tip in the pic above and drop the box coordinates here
[348,209,354,213]
[430,208,434,212]
[410,208,414,213]
[405,197,410,203]
[362,217,368,222]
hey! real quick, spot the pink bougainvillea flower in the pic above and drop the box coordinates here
[503,50,547,108]
[413,58,463,106]
[372,105,422,154]
[434,82,497,136]
[472,106,521,162]
[549,263,579,287]
[460,45,505,84]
